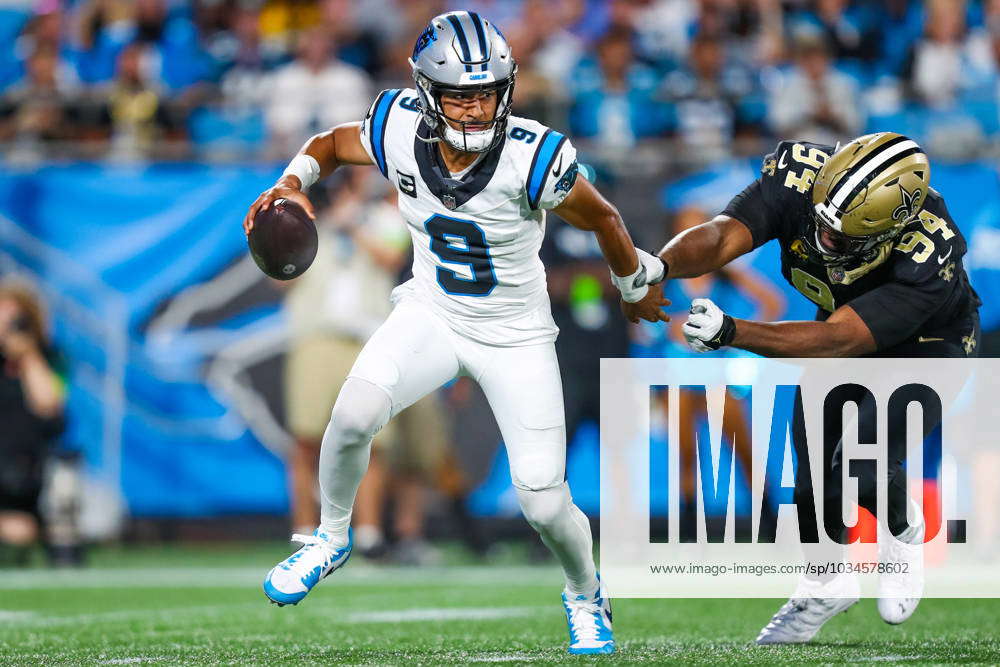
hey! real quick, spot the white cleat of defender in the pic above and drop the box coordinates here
[877,508,925,625]
[755,573,860,645]
[263,528,353,606]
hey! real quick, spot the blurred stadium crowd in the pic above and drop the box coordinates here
[3,0,1000,564]
[1,0,1000,166]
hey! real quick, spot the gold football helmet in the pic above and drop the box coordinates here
[808,132,930,264]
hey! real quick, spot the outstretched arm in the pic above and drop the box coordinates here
[657,214,755,279]
[553,177,668,323]
[682,298,877,357]
[243,123,374,235]
[730,308,877,357]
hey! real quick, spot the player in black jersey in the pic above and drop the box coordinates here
[649,133,982,644]
[659,133,980,359]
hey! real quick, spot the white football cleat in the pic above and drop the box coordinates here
[877,506,925,625]
[562,574,615,655]
[263,528,352,606]
[755,573,859,645]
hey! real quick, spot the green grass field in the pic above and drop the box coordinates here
[1,542,998,665]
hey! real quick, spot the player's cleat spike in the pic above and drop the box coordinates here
[877,505,925,625]
[755,573,859,645]
[562,574,615,655]
[263,528,352,606]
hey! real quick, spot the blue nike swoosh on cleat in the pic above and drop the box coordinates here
[326,547,352,578]
[299,564,324,590]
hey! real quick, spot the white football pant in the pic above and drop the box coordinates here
[316,296,597,595]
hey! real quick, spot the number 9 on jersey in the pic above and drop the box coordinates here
[425,214,498,296]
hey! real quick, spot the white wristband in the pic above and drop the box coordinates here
[281,154,321,190]
[612,249,665,303]
[611,262,649,303]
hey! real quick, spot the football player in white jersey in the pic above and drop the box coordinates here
[244,11,667,655]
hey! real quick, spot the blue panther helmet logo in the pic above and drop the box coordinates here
[412,24,437,60]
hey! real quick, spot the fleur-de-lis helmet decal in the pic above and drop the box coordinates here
[892,184,922,223]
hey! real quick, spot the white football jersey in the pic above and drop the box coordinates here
[358,88,579,347]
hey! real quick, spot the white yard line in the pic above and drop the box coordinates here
[0,565,559,590]
[859,656,924,662]
[0,610,38,622]
[345,606,542,623]
[469,654,541,663]
[1,602,545,632]
[0,603,264,629]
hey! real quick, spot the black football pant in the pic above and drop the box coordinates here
[790,311,979,578]
[791,385,911,544]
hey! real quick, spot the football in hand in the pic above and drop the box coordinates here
[247,199,318,280]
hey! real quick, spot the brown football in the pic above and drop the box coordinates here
[247,199,318,280]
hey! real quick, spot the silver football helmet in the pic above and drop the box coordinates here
[409,11,517,153]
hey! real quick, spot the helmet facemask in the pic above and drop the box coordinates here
[412,66,517,154]
[805,205,907,267]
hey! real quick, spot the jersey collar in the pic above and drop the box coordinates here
[414,119,506,210]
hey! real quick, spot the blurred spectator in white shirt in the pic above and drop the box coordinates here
[264,27,370,154]
[218,7,277,113]
[903,0,972,108]
[960,0,1000,97]
[768,32,862,146]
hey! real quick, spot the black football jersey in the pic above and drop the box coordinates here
[722,140,981,355]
